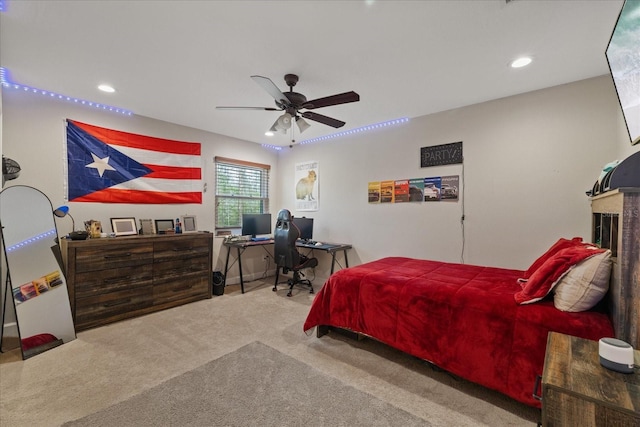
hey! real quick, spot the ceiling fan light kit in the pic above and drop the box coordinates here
[270,112,293,134]
[217,73,360,139]
[296,117,311,133]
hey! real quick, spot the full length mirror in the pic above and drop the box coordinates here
[0,185,76,359]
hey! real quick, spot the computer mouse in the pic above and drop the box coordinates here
[314,242,323,246]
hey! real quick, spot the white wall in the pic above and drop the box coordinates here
[276,76,637,271]
[0,88,280,281]
[1,74,636,282]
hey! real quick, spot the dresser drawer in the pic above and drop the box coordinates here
[154,254,210,279]
[75,285,153,329]
[154,237,210,262]
[74,265,154,298]
[153,275,210,305]
[75,243,153,272]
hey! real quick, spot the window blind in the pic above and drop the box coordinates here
[215,157,270,228]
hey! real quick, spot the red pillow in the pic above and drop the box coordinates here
[515,245,605,304]
[523,237,584,279]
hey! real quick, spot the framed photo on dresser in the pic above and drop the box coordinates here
[154,219,175,235]
[181,215,198,233]
[110,217,137,236]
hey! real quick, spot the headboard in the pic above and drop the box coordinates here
[590,187,640,349]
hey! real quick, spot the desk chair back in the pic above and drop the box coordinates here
[273,209,317,296]
[274,209,300,269]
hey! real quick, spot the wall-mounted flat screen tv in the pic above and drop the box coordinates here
[606,0,640,146]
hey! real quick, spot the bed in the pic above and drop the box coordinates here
[303,240,618,408]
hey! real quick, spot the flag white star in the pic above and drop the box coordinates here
[86,153,116,177]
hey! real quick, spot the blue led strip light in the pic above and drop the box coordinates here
[299,117,410,145]
[0,67,133,116]
[5,229,58,253]
[261,117,410,149]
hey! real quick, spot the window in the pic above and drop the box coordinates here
[215,157,270,229]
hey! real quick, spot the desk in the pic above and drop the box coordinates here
[223,239,352,293]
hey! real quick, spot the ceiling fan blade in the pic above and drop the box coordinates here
[216,106,281,111]
[301,111,346,128]
[251,75,290,106]
[302,91,360,110]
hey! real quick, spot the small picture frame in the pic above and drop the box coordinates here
[139,219,155,235]
[155,219,175,235]
[110,217,137,236]
[181,215,198,233]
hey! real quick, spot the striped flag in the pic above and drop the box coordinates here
[65,120,202,204]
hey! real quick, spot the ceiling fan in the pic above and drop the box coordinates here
[216,74,360,136]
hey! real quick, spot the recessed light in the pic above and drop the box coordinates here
[98,84,115,93]
[511,57,532,68]
[265,131,274,136]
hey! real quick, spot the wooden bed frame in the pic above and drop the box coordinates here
[590,187,640,349]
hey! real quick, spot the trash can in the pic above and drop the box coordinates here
[212,271,225,296]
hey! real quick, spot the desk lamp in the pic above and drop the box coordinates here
[53,205,88,240]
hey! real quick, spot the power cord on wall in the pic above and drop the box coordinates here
[460,157,466,264]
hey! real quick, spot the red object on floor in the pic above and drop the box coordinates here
[21,333,58,350]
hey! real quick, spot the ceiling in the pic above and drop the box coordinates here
[0,1,624,147]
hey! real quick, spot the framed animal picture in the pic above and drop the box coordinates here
[295,160,319,212]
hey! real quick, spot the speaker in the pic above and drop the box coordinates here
[212,271,225,296]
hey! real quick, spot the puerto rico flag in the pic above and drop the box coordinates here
[65,120,202,204]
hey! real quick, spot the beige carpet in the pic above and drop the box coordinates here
[0,278,539,426]
[62,341,433,427]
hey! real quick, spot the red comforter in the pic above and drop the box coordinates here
[303,257,614,407]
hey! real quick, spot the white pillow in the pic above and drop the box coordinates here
[553,250,611,312]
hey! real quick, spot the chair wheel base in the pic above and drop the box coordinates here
[273,270,314,297]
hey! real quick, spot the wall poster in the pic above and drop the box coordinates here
[409,178,424,202]
[440,175,460,201]
[380,180,394,203]
[295,160,319,211]
[394,180,409,203]
[424,177,442,201]
[368,181,381,203]
[367,175,460,204]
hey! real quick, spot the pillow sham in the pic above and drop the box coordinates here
[554,250,611,312]
[514,244,605,305]
[523,237,584,279]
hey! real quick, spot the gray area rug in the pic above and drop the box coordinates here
[63,341,431,426]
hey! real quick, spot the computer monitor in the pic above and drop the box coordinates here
[292,217,314,241]
[241,213,272,238]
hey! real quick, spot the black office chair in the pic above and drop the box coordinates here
[273,209,318,297]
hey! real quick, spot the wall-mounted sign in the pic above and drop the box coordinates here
[421,141,463,167]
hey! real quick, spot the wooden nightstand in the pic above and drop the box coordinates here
[541,332,639,426]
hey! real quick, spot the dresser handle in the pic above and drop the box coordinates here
[103,276,131,284]
[172,247,194,252]
[104,252,132,259]
[103,299,131,308]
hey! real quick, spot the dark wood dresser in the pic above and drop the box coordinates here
[542,332,639,426]
[61,233,213,331]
